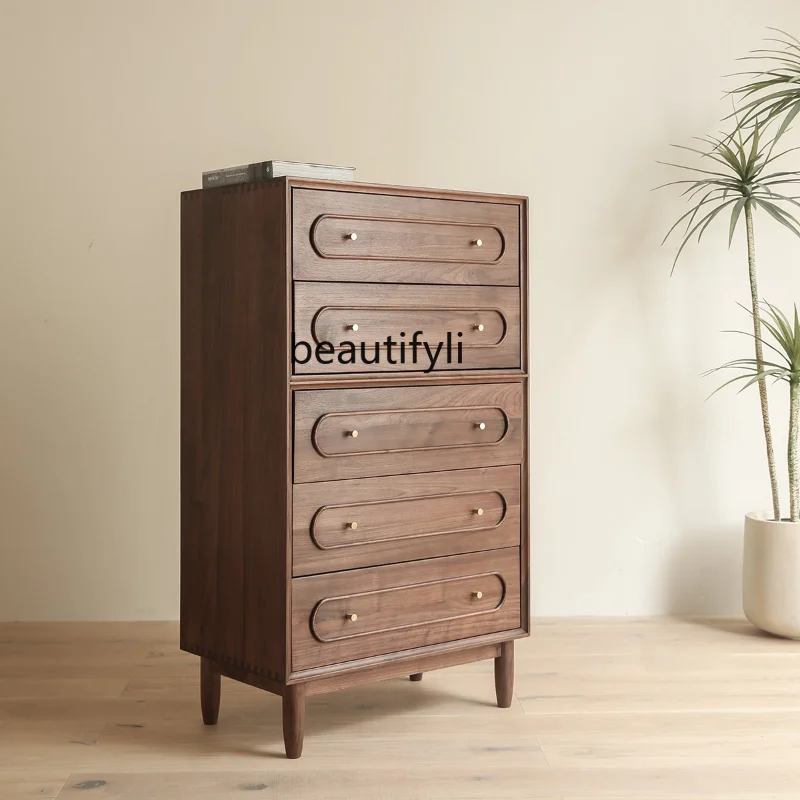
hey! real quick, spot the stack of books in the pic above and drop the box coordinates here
[202,160,355,188]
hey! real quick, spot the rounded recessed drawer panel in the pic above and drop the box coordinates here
[312,306,508,352]
[293,188,521,286]
[312,491,504,546]
[312,572,506,641]
[293,282,521,375]
[312,216,505,263]
[294,383,524,483]
[293,466,521,575]
[313,406,508,457]
[291,547,521,672]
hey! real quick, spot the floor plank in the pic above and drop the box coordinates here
[0,679,129,701]
[0,776,69,799]
[51,766,800,799]
[1,618,800,798]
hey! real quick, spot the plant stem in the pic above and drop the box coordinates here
[789,380,799,522]
[744,202,781,520]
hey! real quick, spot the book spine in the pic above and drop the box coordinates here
[203,163,265,188]
[202,161,355,188]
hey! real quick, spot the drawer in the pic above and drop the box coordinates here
[293,466,521,576]
[291,547,521,671]
[293,282,521,375]
[293,382,524,483]
[292,188,520,286]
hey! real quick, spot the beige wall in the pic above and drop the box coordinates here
[2,0,800,619]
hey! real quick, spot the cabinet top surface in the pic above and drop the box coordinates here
[182,176,528,204]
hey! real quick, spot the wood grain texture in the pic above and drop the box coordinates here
[282,683,305,759]
[293,281,521,374]
[288,176,528,204]
[313,216,504,262]
[199,657,220,724]
[521,378,530,634]
[294,382,524,483]
[292,187,521,285]
[180,177,529,758]
[289,628,525,683]
[301,643,500,695]
[291,371,526,390]
[518,198,530,634]
[494,640,514,708]
[5,619,800,799]
[292,466,521,575]
[315,406,508,455]
[291,548,521,671]
[0,778,68,799]
[215,661,283,697]
[180,182,289,682]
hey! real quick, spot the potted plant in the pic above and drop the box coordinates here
[710,303,800,637]
[660,32,800,638]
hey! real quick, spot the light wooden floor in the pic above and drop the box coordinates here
[1,618,800,799]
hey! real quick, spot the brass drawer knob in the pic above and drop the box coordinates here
[475,422,486,430]
[347,323,359,332]
[475,508,484,516]
[474,238,483,247]
[348,430,359,438]
[346,521,358,530]
[474,323,484,332]
[346,232,358,241]
[346,613,358,622]
[472,591,483,600]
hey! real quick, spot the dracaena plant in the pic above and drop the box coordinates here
[658,122,800,520]
[707,303,800,522]
[733,29,800,138]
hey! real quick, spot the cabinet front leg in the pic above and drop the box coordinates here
[409,673,423,682]
[494,641,514,709]
[200,657,221,725]
[282,684,306,759]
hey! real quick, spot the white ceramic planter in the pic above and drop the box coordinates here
[743,511,800,639]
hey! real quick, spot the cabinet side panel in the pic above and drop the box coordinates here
[241,182,290,681]
[520,199,531,633]
[180,183,289,681]
[180,192,213,655]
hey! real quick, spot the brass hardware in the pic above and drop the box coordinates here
[474,323,484,332]
[475,508,484,516]
[474,238,483,247]
[475,422,486,430]
[472,591,483,600]
[348,430,359,438]
[346,613,358,621]
[347,521,358,530]
[347,323,359,332]
[346,232,358,240]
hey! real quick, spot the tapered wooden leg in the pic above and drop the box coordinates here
[409,673,423,682]
[282,684,306,759]
[494,641,514,708]
[200,657,220,725]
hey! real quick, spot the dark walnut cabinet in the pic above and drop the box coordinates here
[180,177,530,758]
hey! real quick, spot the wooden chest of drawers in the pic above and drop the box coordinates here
[180,178,529,758]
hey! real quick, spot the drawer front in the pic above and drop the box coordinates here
[293,466,521,575]
[293,382,524,483]
[293,188,520,286]
[294,282,521,374]
[291,547,521,671]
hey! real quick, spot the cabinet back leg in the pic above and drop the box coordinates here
[409,673,423,682]
[494,641,514,708]
[283,684,306,759]
[200,657,220,725]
